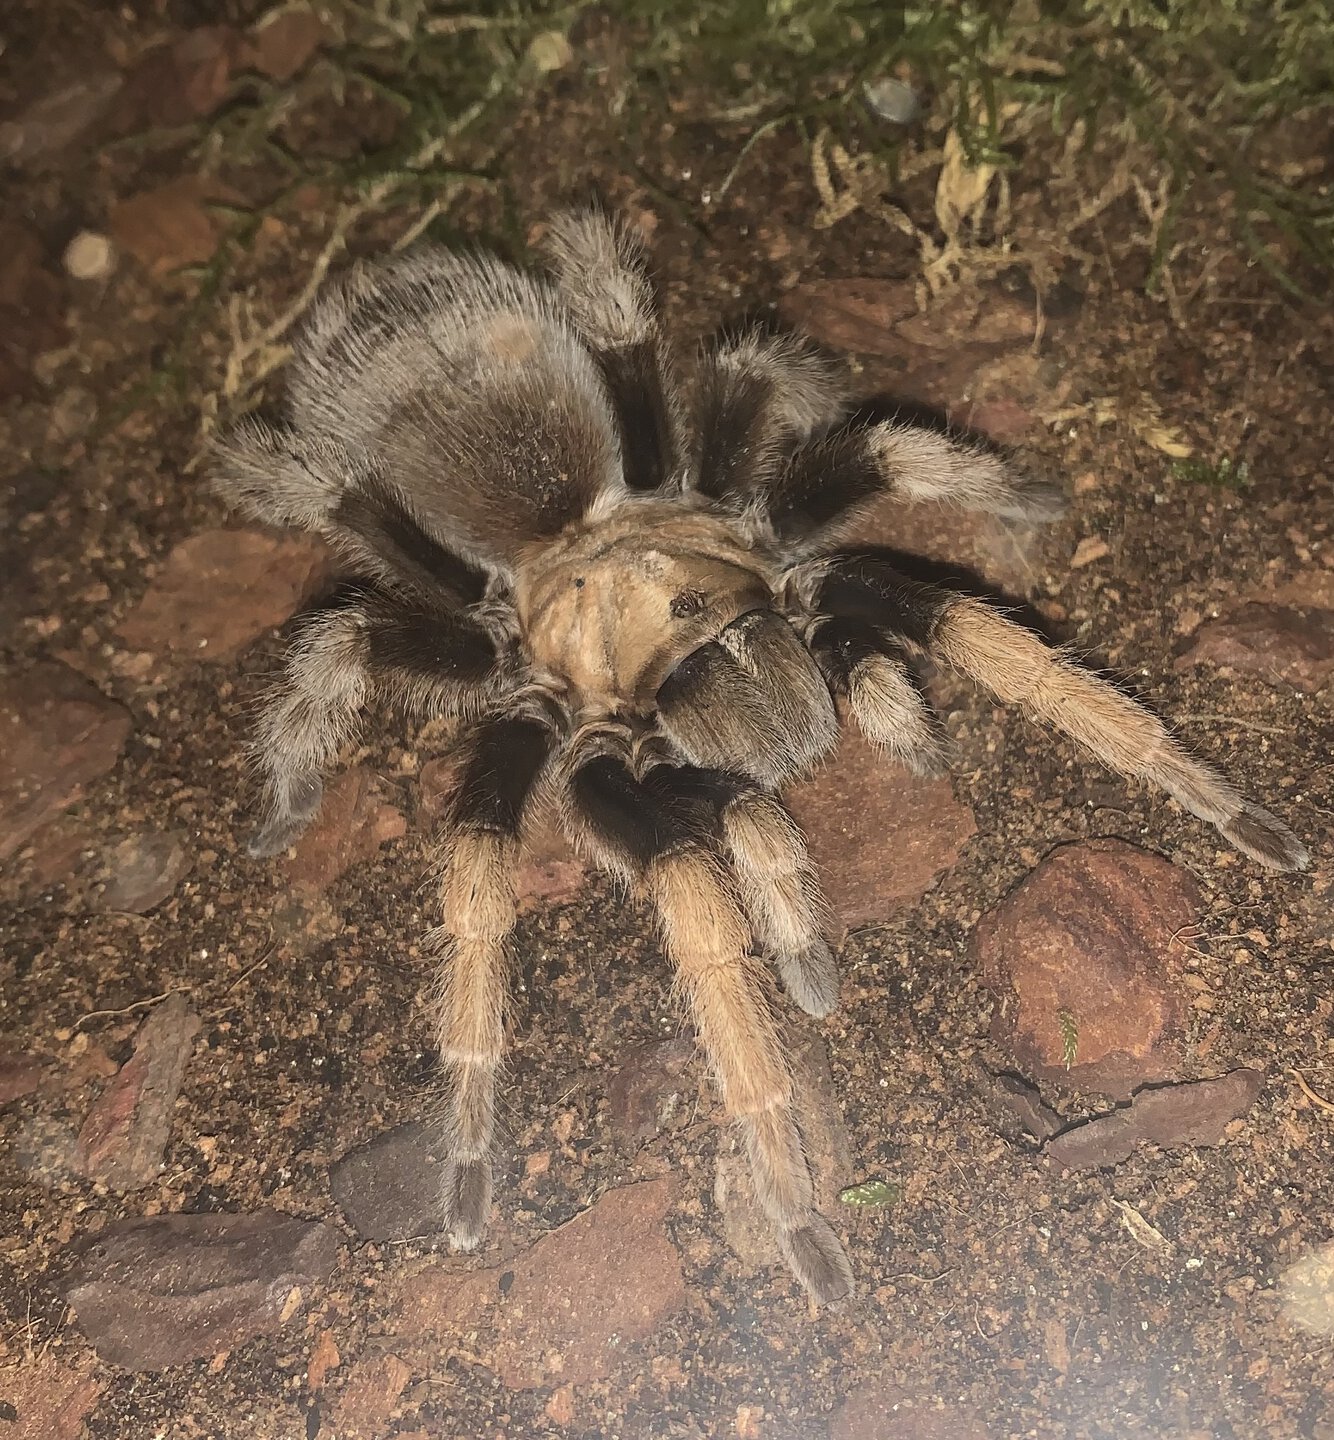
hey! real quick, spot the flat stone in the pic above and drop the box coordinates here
[107,177,238,277]
[0,1052,43,1106]
[281,766,406,892]
[117,527,332,662]
[0,661,131,863]
[90,830,191,913]
[974,839,1201,1099]
[331,1121,442,1241]
[830,1384,992,1440]
[66,1210,341,1370]
[788,732,975,931]
[399,1178,684,1390]
[111,27,243,131]
[1176,603,1334,693]
[0,1348,102,1440]
[75,993,201,1190]
[779,278,918,357]
[606,1038,697,1152]
[328,1353,414,1439]
[0,72,122,170]
[245,8,327,82]
[983,1069,1063,1143]
[1046,1068,1265,1170]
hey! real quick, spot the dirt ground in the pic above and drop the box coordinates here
[2,6,1333,1440]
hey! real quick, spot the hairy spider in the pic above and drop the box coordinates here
[213,210,1308,1303]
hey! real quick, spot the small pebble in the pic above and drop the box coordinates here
[63,230,115,281]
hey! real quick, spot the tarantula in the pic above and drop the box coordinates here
[213,209,1307,1303]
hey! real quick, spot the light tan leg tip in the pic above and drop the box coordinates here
[443,1158,491,1249]
[783,941,841,1018]
[778,1217,854,1303]
[1221,803,1310,872]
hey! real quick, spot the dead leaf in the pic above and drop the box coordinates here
[1112,1199,1172,1253]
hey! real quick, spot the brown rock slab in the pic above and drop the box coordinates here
[111,27,242,131]
[66,1210,341,1370]
[974,839,1201,1099]
[788,732,975,930]
[1046,1068,1265,1170]
[0,72,123,170]
[400,1179,684,1390]
[75,993,200,1190]
[607,1038,697,1152]
[117,527,332,662]
[0,661,131,863]
[715,1030,854,1274]
[984,1069,1063,1143]
[329,1353,414,1439]
[419,757,585,908]
[331,1122,442,1241]
[107,176,240,277]
[90,830,191,913]
[245,8,327,81]
[1176,603,1334,693]
[829,1384,992,1440]
[0,1349,102,1440]
[282,766,406,892]
[0,1051,43,1105]
[779,278,918,357]
[491,1177,685,1388]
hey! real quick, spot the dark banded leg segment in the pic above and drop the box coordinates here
[810,615,947,777]
[432,714,556,1249]
[814,557,1309,872]
[541,209,679,490]
[565,747,853,1302]
[644,767,840,1018]
[246,590,503,858]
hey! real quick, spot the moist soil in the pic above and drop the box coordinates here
[2,6,1332,1439]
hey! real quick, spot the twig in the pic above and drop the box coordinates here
[75,987,190,1029]
[1288,1068,1334,1117]
[1177,712,1291,738]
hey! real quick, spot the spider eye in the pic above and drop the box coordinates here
[670,588,706,618]
[574,576,585,589]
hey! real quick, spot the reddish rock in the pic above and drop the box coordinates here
[1,1349,102,1440]
[1176,603,1334,693]
[0,1052,43,1105]
[974,840,1202,1099]
[0,219,69,399]
[829,1385,992,1440]
[117,527,332,661]
[107,176,241,277]
[779,278,917,357]
[245,8,327,81]
[401,1179,684,1390]
[419,757,585,908]
[607,1038,697,1152]
[0,662,131,863]
[282,766,406,891]
[66,1210,341,1370]
[0,72,123,170]
[76,992,200,1190]
[1046,1068,1265,1170]
[329,1353,414,1439]
[493,1177,685,1388]
[788,732,975,931]
[91,830,191,913]
[330,1122,441,1242]
[112,27,242,131]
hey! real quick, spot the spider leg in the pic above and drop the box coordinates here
[432,711,557,1249]
[811,556,1310,871]
[540,208,680,491]
[562,740,853,1302]
[808,615,948,777]
[642,767,840,1017]
[247,588,504,857]
[761,420,1065,556]
[691,329,849,502]
[656,609,840,787]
